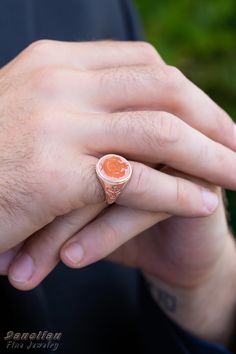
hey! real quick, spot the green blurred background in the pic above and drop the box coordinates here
[135,0,236,232]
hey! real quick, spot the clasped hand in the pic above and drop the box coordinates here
[0,40,235,298]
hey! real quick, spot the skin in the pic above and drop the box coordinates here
[0,40,236,345]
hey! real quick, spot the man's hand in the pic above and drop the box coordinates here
[59,174,236,346]
[1,39,220,252]
[0,38,236,323]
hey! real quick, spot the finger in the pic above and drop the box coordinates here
[116,161,219,215]
[66,150,219,216]
[82,64,236,151]
[0,108,229,255]
[59,169,221,269]
[8,203,105,290]
[0,153,109,254]
[0,244,22,275]
[19,40,164,70]
[60,206,168,268]
[52,154,107,208]
[85,111,236,190]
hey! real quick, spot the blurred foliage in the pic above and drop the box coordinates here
[135,0,236,231]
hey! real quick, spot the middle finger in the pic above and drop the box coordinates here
[84,111,236,190]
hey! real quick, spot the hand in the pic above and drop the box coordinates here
[1,39,215,252]
[59,172,236,345]
[1,40,236,294]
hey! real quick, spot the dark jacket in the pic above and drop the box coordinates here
[0,1,232,353]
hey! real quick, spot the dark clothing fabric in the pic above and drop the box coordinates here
[141,277,232,354]
[0,0,143,67]
[0,1,232,353]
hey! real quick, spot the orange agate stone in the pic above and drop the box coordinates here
[101,156,129,178]
[97,154,131,183]
[96,154,132,203]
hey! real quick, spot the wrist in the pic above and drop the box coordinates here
[145,234,236,345]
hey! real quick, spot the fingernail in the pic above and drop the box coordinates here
[64,243,84,264]
[9,254,34,283]
[201,188,219,213]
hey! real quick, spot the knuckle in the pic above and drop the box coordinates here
[165,65,183,81]
[198,142,213,167]
[156,113,181,147]
[152,65,184,90]
[40,161,106,212]
[106,112,133,142]
[110,111,181,151]
[131,163,150,197]
[100,66,140,91]
[136,41,159,63]
[98,220,120,245]
[34,166,70,215]
[141,112,181,149]
[213,106,226,131]
[24,40,56,58]
[30,67,64,95]
[83,164,105,204]
[211,104,232,138]
[175,177,189,206]
[30,104,61,144]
